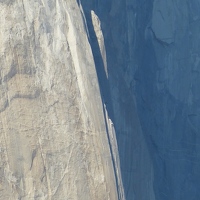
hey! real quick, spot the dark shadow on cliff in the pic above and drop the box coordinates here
[78,2,122,199]
[77,2,113,115]
[80,1,155,199]
[79,2,134,199]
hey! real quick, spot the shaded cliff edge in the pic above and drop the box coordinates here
[81,1,155,200]
[82,0,200,200]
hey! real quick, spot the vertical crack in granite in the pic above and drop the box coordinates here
[0,0,118,199]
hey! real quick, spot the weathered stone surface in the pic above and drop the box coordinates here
[1,0,200,200]
[0,1,118,199]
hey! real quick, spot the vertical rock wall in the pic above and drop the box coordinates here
[81,1,155,200]
[1,0,200,200]
[82,0,200,200]
[136,0,200,199]
[0,1,118,199]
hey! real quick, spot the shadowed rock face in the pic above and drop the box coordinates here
[135,1,200,199]
[1,0,200,199]
[82,0,200,200]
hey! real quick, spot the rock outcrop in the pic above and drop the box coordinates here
[1,0,200,200]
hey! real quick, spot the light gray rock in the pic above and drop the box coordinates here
[0,1,118,199]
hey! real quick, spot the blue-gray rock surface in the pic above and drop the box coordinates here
[81,0,200,199]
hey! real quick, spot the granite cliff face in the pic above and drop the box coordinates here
[0,0,200,200]
[82,0,200,199]
[0,1,118,199]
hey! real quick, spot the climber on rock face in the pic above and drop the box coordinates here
[109,118,113,126]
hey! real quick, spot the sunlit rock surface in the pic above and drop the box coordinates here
[0,1,118,199]
[1,0,200,200]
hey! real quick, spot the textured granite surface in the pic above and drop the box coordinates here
[0,1,118,199]
[1,0,200,199]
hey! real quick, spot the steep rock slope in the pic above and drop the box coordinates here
[82,0,200,200]
[0,1,118,199]
[1,0,200,200]
[136,1,200,199]
[81,1,155,200]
